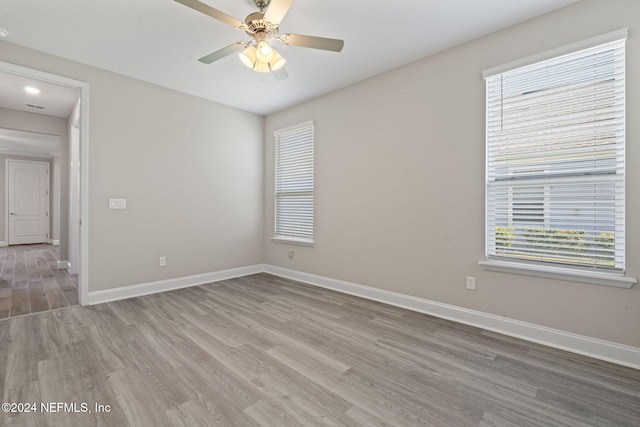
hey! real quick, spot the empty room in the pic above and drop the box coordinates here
[0,0,639,425]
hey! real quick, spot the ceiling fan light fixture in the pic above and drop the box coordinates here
[253,60,270,73]
[255,40,274,62]
[270,50,286,71]
[239,46,257,68]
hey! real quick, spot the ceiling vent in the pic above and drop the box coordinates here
[25,103,45,110]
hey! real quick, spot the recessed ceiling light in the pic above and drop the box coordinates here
[24,86,40,95]
[0,29,8,38]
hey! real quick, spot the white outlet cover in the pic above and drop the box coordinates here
[466,276,476,290]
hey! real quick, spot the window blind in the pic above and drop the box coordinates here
[485,37,626,272]
[274,121,314,241]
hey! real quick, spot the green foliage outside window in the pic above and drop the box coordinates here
[522,229,587,251]
[494,228,615,266]
[495,227,515,252]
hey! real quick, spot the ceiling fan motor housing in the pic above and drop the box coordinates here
[244,12,278,39]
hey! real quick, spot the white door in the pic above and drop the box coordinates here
[7,160,50,245]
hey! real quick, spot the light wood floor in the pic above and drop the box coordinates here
[0,273,638,426]
[0,244,78,320]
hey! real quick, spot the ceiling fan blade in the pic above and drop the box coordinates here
[263,0,295,25]
[281,34,344,52]
[273,66,288,81]
[175,0,243,28]
[198,42,246,64]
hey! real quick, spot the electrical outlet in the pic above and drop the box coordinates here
[466,276,476,290]
[288,250,295,259]
[159,256,167,267]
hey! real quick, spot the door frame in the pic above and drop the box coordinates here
[5,159,51,245]
[0,60,90,306]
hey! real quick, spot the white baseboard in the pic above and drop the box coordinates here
[57,260,70,270]
[0,241,6,247]
[263,264,640,371]
[52,239,60,246]
[86,264,265,305]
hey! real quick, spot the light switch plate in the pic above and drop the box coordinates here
[109,198,127,209]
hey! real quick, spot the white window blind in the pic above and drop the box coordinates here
[485,36,626,272]
[274,121,314,242]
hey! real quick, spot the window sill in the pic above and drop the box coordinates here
[270,236,316,247]
[479,259,637,288]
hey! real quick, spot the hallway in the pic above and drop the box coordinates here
[0,244,78,319]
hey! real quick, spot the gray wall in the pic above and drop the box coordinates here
[0,42,265,292]
[264,0,640,348]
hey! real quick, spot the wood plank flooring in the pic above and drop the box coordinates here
[0,244,78,320]
[0,273,638,426]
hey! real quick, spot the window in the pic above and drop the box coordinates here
[483,31,629,281]
[272,121,315,245]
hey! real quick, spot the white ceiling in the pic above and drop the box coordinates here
[0,0,578,116]
[0,71,79,118]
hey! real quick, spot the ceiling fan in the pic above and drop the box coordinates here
[175,0,344,79]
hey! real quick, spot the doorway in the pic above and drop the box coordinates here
[0,60,89,306]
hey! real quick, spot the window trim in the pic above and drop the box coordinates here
[479,259,636,288]
[270,235,316,246]
[481,29,636,287]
